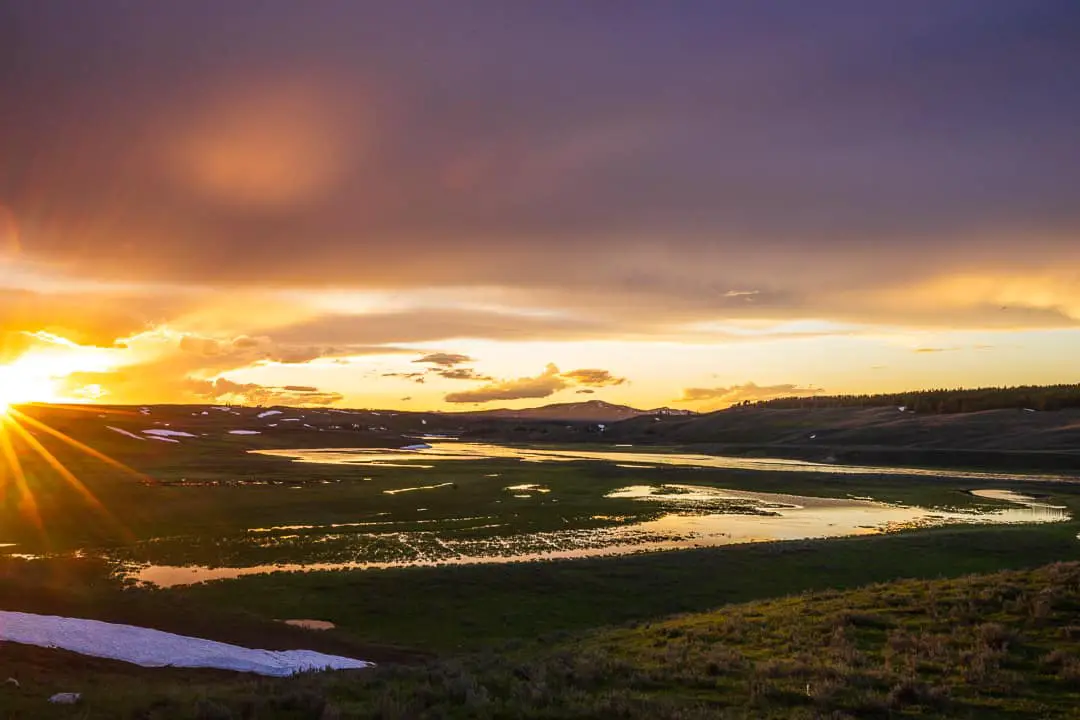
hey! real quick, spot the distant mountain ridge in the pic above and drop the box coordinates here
[448,399,696,422]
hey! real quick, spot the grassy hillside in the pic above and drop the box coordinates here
[15,400,1080,473]
[605,405,1080,451]
[7,562,1080,718]
[591,406,1080,471]
[4,400,1080,717]
[173,520,1080,652]
[751,384,1080,413]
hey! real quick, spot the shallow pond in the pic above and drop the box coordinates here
[254,443,1073,482]
[126,480,1068,588]
[281,619,336,631]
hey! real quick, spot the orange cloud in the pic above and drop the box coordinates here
[562,368,626,387]
[445,363,568,404]
[677,383,823,408]
[412,353,475,367]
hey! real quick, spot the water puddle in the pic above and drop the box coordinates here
[383,483,455,495]
[281,619,336,631]
[254,443,1074,482]
[124,485,1068,588]
[968,488,1066,509]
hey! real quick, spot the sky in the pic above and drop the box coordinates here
[1,0,1078,411]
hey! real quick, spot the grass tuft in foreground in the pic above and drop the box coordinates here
[7,562,1080,718]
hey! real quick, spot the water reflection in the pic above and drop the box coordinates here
[383,482,454,495]
[127,484,1068,588]
[281,619,335,630]
[254,443,1072,482]
[968,488,1067,509]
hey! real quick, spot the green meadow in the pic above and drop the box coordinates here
[3,410,1080,717]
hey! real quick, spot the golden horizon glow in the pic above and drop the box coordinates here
[3,320,1080,412]
[0,366,34,414]
[0,363,62,409]
[1,267,1080,413]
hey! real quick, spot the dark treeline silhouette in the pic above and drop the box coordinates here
[745,384,1080,414]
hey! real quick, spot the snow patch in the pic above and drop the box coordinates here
[0,610,372,676]
[49,692,81,704]
[107,426,145,441]
[143,429,197,438]
[228,430,262,435]
[257,410,283,419]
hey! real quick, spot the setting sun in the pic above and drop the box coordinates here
[0,369,18,413]
[0,364,56,412]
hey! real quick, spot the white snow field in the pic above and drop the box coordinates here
[0,611,373,676]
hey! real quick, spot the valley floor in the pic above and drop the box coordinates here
[4,404,1080,717]
[4,522,1080,718]
[5,560,1080,718]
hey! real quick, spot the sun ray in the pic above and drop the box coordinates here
[2,415,132,541]
[26,403,141,418]
[10,408,155,486]
[0,415,44,539]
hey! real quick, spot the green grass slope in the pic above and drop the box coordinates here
[6,562,1080,718]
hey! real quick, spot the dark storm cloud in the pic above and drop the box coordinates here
[2,0,1078,310]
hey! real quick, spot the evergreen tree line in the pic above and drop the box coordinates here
[748,384,1080,414]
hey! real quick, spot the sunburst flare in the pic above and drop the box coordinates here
[0,405,148,546]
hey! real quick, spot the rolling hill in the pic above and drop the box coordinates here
[448,399,695,422]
